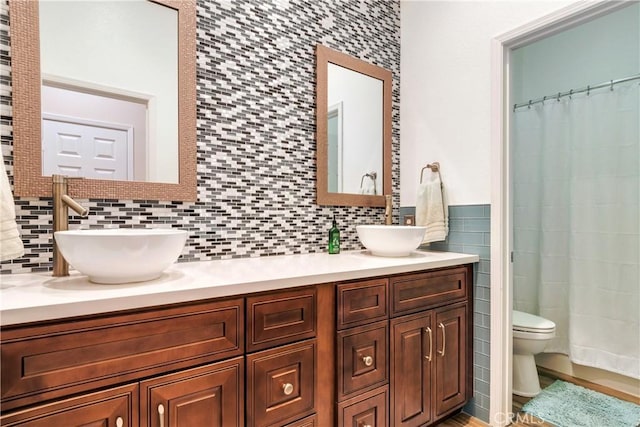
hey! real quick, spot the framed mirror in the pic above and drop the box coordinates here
[316,44,392,207]
[9,0,197,201]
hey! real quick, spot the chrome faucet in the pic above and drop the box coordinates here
[52,174,89,276]
[384,194,392,225]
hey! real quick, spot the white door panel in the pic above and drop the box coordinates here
[42,117,132,180]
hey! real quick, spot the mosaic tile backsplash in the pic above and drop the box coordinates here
[1,0,401,274]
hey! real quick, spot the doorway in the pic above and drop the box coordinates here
[490,2,638,425]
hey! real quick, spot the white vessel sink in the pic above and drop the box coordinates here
[356,225,427,257]
[54,228,187,284]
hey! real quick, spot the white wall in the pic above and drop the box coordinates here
[511,2,640,103]
[400,0,575,206]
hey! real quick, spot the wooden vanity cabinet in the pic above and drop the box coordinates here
[338,386,389,427]
[335,277,390,427]
[0,383,139,427]
[390,266,473,427]
[0,298,243,412]
[0,298,244,427]
[140,357,244,427]
[0,263,471,427]
[245,287,318,427]
[335,264,473,427]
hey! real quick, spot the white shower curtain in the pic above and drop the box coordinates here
[512,81,640,380]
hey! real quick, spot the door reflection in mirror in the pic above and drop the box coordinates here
[327,102,343,193]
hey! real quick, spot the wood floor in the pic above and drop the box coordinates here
[436,412,490,427]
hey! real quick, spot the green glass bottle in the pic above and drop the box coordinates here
[328,215,341,254]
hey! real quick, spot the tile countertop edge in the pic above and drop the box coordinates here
[0,250,479,326]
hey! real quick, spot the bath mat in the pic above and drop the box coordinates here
[522,380,640,427]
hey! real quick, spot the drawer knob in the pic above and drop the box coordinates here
[116,417,124,427]
[283,382,294,395]
[362,355,374,367]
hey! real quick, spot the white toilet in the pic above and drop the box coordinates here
[512,310,556,397]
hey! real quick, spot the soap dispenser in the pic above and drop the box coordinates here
[328,215,341,254]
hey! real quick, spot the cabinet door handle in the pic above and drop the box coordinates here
[437,322,446,356]
[116,417,124,427]
[424,326,432,361]
[158,403,165,427]
[362,355,374,367]
[283,382,294,396]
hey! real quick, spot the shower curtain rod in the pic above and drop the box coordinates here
[513,73,640,112]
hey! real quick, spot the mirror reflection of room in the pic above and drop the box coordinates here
[326,63,383,195]
[38,0,178,183]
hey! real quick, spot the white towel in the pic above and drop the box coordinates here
[416,172,448,243]
[359,177,377,195]
[0,159,24,261]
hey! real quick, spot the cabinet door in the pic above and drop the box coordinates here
[0,383,138,427]
[434,304,467,419]
[337,321,388,400]
[247,340,316,427]
[140,357,244,427]
[337,386,388,427]
[390,312,432,427]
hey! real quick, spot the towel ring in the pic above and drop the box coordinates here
[420,162,441,184]
[360,171,377,195]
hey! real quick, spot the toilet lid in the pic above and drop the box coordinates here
[513,310,555,333]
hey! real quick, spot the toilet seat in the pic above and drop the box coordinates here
[513,310,555,333]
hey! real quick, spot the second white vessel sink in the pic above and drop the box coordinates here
[54,228,187,284]
[356,225,427,257]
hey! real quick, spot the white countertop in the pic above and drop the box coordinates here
[0,250,478,326]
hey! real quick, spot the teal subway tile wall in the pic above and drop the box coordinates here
[400,204,491,422]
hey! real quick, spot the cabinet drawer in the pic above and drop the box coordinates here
[0,383,138,427]
[1,298,243,411]
[337,321,388,400]
[247,288,316,352]
[391,265,470,316]
[247,340,316,427]
[284,414,317,427]
[140,357,244,427]
[337,386,389,427]
[337,278,388,330]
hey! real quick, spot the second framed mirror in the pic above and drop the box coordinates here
[316,44,392,207]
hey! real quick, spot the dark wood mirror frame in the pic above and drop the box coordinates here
[9,0,197,201]
[316,44,392,207]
